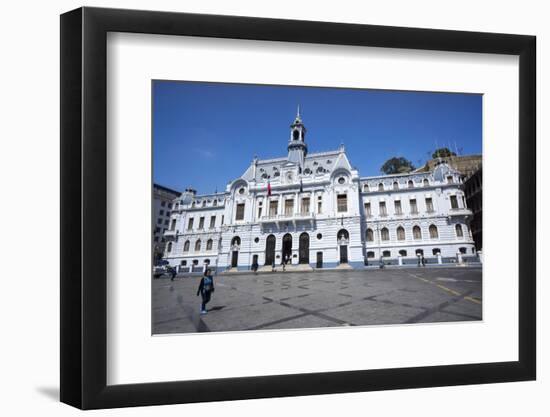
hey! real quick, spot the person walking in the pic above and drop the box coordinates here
[169,265,177,281]
[196,268,215,315]
[421,254,427,267]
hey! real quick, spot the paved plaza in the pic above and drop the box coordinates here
[152,267,482,334]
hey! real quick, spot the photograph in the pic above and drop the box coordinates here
[151,81,483,334]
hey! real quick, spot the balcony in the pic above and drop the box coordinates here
[163,229,177,240]
[448,207,473,218]
[259,212,315,226]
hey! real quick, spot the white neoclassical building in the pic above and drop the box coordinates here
[162,110,477,272]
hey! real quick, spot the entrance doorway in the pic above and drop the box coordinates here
[340,245,348,264]
[282,233,292,264]
[231,251,238,267]
[316,251,323,268]
[265,234,276,266]
[299,232,310,264]
[337,229,349,264]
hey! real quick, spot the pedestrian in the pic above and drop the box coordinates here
[282,254,287,271]
[272,259,276,272]
[252,259,258,274]
[196,268,215,315]
[421,254,426,267]
[169,265,177,281]
[379,256,385,269]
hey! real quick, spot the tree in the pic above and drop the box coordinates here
[432,147,456,159]
[380,157,416,175]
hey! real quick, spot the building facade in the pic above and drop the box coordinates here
[153,184,181,262]
[464,168,482,251]
[162,111,477,272]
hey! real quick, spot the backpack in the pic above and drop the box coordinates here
[202,276,213,292]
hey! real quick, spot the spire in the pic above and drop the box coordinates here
[296,104,301,120]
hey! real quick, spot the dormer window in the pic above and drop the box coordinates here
[338,177,346,184]
[293,130,300,140]
[238,187,245,195]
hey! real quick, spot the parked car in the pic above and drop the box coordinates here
[153,260,170,278]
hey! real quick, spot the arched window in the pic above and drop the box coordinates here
[432,248,441,255]
[399,249,407,257]
[231,236,241,247]
[363,184,369,192]
[455,224,463,238]
[195,240,201,251]
[415,249,424,256]
[366,228,374,242]
[408,180,414,188]
[367,251,375,259]
[413,225,422,240]
[183,240,190,252]
[429,224,439,239]
[423,178,429,187]
[393,181,399,190]
[337,229,349,242]
[459,247,467,254]
[396,226,405,241]
[382,250,391,257]
[206,239,213,251]
[167,242,172,252]
[380,227,389,241]
[378,183,384,192]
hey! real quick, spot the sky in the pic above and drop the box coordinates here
[153,81,482,194]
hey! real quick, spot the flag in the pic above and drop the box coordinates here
[267,181,272,196]
[299,179,303,193]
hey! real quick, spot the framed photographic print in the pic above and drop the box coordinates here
[60,6,536,409]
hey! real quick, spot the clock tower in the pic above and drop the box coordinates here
[287,106,308,168]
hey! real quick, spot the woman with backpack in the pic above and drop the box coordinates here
[197,268,215,315]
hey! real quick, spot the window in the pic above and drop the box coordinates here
[284,199,294,216]
[206,239,213,251]
[269,200,278,217]
[410,199,418,214]
[447,176,454,184]
[432,248,441,255]
[423,178,429,187]
[238,187,245,195]
[382,250,391,257]
[195,240,201,251]
[415,249,424,256]
[393,181,399,190]
[425,197,434,212]
[394,200,402,215]
[181,260,187,266]
[159,210,164,215]
[161,201,166,207]
[258,205,263,219]
[450,195,459,209]
[367,251,375,259]
[187,218,194,230]
[317,233,322,240]
[378,183,384,192]
[202,200,206,207]
[366,228,374,242]
[364,202,371,217]
[301,197,310,213]
[193,259,199,265]
[399,250,407,257]
[338,177,345,184]
[155,227,160,233]
[459,247,467,254]
[381,227,389,241]
[221,215,224,224]
[170,219,176,230]
[379,201,387,216]
[164,219,169,226]
[317,196,322,214]
[198,216,205,229]
[236,203,245,220]
[337,194,347,212]
[363,184,369,192]
[413,225,422,240]
[397,226,405,241]
[167,242,172,252]
[183,240,190,252]
[209,216,216,229]
[429,224,439,239]
[168,203,172,209]
[154,237,159,242]
[213,199,217,207]
[455,224,464,238]
[408,180,414,188]
[157,218,162,224]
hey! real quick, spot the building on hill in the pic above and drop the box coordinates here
[153,184,181,263]
[415,154,482,179]
[162,109,477,272]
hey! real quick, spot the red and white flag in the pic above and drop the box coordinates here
[267,181,272,196]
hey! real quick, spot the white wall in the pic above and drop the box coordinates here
[0,0,545,416]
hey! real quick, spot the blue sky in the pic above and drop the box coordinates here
[153,81,482,194]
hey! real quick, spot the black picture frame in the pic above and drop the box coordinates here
[60,6,536,410]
